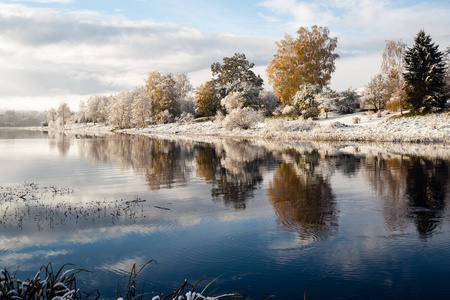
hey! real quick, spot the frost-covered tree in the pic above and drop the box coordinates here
[211,53,263,105]
[361,74,385,111]
[382,40,407,112]
[315,88,338,118]
[175,72,195,115]
[86,95,109,123]
[56,102,71,128]
[131,87,152,127]
[221,91,245,113]
[404,30,446,113]
[109,91,133,128]
[257,90,280,115]
[292,84,321,113]
[443,46,450,99]
[335,88,359,114]
[76,100,87,123]
[46,108,57,128]
[267,25,339,105]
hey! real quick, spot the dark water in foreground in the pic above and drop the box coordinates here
[1,128,450,299]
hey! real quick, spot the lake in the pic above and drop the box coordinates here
[1,128,450,299]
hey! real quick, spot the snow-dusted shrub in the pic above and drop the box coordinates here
[261,118,317,139]
[158,109,173,124]
[258,90,280,115]
[302,107,320,119]
[176,112,194,124]
[272,105,284,116]
[220,91,244,113]
[222,107,263,130]
[215,110,225,126]
[335,99,356,114]
[281,105,297,116]
[353,116,361,124]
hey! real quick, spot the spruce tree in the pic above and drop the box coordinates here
[404,30,446,113]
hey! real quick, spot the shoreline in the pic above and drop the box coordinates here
[24,111,450,159]
[41,111,450,144]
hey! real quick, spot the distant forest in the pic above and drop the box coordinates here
[0,110,47,127]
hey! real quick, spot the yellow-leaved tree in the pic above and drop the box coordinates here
[267,25,339,106]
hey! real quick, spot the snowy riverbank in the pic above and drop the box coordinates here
[42,110,450,144]
[105,111,448,144]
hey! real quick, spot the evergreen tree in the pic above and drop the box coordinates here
[404,30,446,113]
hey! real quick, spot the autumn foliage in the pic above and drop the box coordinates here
[267,25,339,106]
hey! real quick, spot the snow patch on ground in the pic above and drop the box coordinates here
[46,111,450,144]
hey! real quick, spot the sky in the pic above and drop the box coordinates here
[0,0,449,111]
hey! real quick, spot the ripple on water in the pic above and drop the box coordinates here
[230,228,321,251]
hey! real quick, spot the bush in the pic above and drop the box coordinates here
[223,107,263,130]
[220,91,244,113]
[281,105,297,116]
[302,107,320,119]
[158,109,173,124]
[176,112,194,124]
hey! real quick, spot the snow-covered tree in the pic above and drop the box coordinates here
[109,91,133,128]
[361,74,385,111]
[76,100,87,123]
[315,88,337,118]
[211,53,263,106]
[292,84,321,113]
[131,87,152,127]
[86,95,109,123]
[175,72,195,115]
[381,40,407,112]
[257,90,280,115]
[335,88,359,114]
[56,102,71,128]
[404,30,446,113]
[443,46,450,99]
[46,108,57,128]
[220,91,245,113]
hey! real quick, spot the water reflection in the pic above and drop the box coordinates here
[406,157,449,237]
[362,154,450,237]
[3,130,450,299]
[48,131,72,156]
[196,140,274,209]
[267,150,337,237]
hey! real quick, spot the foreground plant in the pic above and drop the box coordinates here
[116,262,243,300]
[0,262,98,299]
[1,262,243,300]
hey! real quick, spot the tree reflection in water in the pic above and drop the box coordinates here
[267,150,337,239]
[48,131,71,156]
[196,140,274,210]
[362,154,450,238]
[406,157,449,237]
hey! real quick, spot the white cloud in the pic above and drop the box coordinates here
[0,4,275,111]
[259,0,450,50]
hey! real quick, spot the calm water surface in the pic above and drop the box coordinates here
[1,128,450,299]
